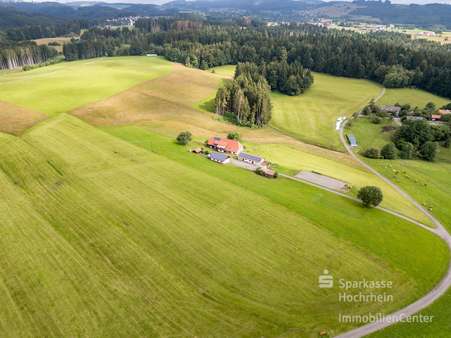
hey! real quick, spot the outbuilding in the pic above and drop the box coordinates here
[208,152,230,164]
[238,152,264,165]
[346,134,358,147]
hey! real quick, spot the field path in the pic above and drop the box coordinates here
[336,116,451,338]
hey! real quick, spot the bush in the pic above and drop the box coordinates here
[357,186,383,207]
[176,131,192,145]
[227,132,240,140]
[419,141,437,161]
[380,143,397,159]
[398,141,415,159]
[370,115,382,124]
[363,148,380,159]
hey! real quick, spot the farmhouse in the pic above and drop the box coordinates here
[207,137,243,154]
[346,134,358,147]
[438,109,451,116]
[382,105,401,117]
[238,152,265,165]
[208,152,230,164]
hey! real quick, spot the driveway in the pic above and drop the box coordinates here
[295,171,348,192]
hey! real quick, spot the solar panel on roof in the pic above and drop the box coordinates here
[209,153,228,161]
[239,153,262,162]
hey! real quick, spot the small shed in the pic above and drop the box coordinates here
[346,134,358,147]
[208,152,230,164]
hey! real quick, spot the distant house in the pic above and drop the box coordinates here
[207,137,243,154]
[406,116,425,122]
[238,152,264,165]
[382,105,401,117]
[346,134,358,147]
[431,114,442,121]
[438,109,451,116]
[208,152,230,164]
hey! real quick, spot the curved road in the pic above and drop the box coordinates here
[336,115,451,337]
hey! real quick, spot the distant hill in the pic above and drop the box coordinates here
[1,0,451,29]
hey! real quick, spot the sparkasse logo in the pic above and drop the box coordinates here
[319,270,334,288]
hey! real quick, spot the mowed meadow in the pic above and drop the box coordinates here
[72,62,429,223]
[0,114,448,337]
[0,56,172,117]
[0,57,449,336]
[270,73,382,151]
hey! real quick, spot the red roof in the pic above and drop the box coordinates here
[207,137,241,153]
[207,137,221,146]
[431,114,442,120]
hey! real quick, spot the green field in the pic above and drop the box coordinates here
[351,118,451,232]
[0,56,172,116]
[0,57,450,337]
[270,73,382,150]
[379,88,449,109]
[244,142,430,224]
[350,117,451,337]
[210,65,236,78]
[0,114,447,336]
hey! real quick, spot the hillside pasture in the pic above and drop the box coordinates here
[350,117,451,232]
[209,65,235,78]
[0,114,448,337]
[350,115,451,338]
[0,56,172,116]
[0,101,46,135]
[73,62,429,224]
[379,87,449,109]
[270,73,382,150]
[244,142,430,224]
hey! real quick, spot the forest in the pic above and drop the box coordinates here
[215,63,272,127]
[59,19,451,99]
[1,16,451,100]
[0,41,57,70]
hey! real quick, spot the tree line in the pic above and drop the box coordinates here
[60,20,451,99]
[215,63,272,127]
[0,42,57,70]
[5,21,85,41]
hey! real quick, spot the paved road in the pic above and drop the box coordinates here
[335,115,451,337]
